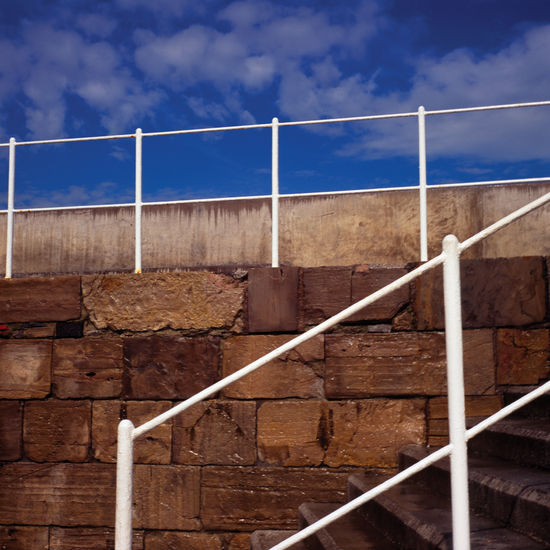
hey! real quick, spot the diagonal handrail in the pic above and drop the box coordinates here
[115,189,550,550]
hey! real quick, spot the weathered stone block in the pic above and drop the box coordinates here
[300,267,352,325]
[0,276,81,323]
[415,257,546,329]
[222,335,323,398]
[92,401,173,463]
[497,328,550,385]
[134,465,201,530]
[24,400,91,462]
[53,338,123,398]
[0,340,51,398]
[49,527,144,550]
[144,532,222,550]
[257,399,425,467]
[173,400,256,465]
[0,526,48,549]
[226,533,251,550]
[248,267,298,332]
[0,463,116,526]
[0,401,22,460]
[83,272,244,331]
[349,266,409,321]
[201,467,352,530]
[123,336,220,399]
[325,330,494,397]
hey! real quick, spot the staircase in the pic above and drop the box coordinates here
[250,387,550,549]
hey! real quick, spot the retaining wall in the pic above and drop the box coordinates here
[0,259,549,549]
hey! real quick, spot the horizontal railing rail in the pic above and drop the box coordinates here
[115,189,550,550]
[3,100,550,277]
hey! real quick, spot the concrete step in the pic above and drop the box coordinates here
[400,444,550,544]
[250,530,307,550]
[467,416,550,469]
[503,386,550,419]
[298,502,397,550]
[348,473,548,550]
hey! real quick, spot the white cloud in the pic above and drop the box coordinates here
[76,13,118,38]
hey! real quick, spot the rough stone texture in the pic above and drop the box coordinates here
[496,328,550,385]
[52,338,123,398]
[173,400,256,465]
[201,466,352,530]
[49,528,144,550]
[300,267,352,325]
[257,399,425,467]
[0,526,48,550]
[123,336,220,399]
[83,272,244,331]
[92,401,173,464]
[226,533,251,550]
[0,340,52,398]
[415,257,546,329]
[325,330,494,397]
[24,400,91,462]
[0,276,81,323]
[144,532,222,550]
[0,401,22,460]
[428,395,503,446]
[8,322,56,339]
[222,335,324,398]
[133,465,201,530]
[0,463,116,526]
[349,266,409,321]
[248,267,299,332]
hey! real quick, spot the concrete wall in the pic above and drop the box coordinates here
[0,182,549,275]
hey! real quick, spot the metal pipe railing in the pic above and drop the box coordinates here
[114,188,550,549]
[3,100,550,276]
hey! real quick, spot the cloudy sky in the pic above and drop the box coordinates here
[1,0,549,208]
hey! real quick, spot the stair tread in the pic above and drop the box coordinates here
[467,417,550,438]
[299,502,397,550]
[350,473,549,549]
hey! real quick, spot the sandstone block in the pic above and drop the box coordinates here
[173,400,256,465]
[50,527,144,550]
[134,465,200,530]
[201,467,352,530]
[226,533,251,550]
[248,267,299,332]
[53,338,123,398]
[415,257,546,329]
[0,526,48,550]
[92,401,173,463]
[350,266,409,321]
[325,330,494,397]
[144,532,222,550]
[257,399,425,468]
[24,400,91,462]
[0,463,116,526]
[428,395,503,446]
[0,401,22,460]
[83,272,244,331]
[300,267,352,325]
[123,336,219,399]
[0,340,51,398]
[496,328,550,385]
[222,335,323,398]
[0,276,81,323]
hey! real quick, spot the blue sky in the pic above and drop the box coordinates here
[1,0,550,208]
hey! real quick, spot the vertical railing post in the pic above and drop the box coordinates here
[271,117,279,268]
[5,137,15,278]
[418,106,428,262]
[135,128,142,274]
[442,234,471,550]
[115,419,135,550]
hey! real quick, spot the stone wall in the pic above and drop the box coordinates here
[0,259,549,549]
[1,181,550,276]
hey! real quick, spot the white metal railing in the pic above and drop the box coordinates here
[2,100,550,277]
[114,189,550,550]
